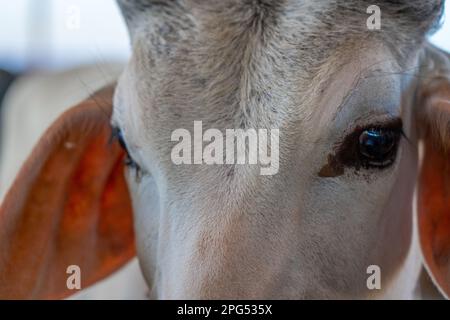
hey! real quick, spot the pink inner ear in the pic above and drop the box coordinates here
[0,86,136,299]
[418,138,450,298]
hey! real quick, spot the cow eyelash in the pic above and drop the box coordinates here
[110,127,141,173]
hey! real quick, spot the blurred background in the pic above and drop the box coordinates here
[0,0,130,72]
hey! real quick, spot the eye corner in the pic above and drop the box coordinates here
[109,126,143,175]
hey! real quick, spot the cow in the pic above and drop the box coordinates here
[0,0,449,299]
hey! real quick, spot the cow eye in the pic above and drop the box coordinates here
[111,127,141,171]
[335,119,403,171]
[358,128,401,168]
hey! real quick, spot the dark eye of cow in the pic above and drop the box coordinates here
[358,128,401,168]
[111,127,141,171]
[327,119,403,174]
[343,119,403,170]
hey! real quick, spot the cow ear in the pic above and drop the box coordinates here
[0,85,135,299]
[417,44,450,299]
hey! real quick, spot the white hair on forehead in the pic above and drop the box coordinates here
[117,0,444,30]
[114,0,446,130]
[117,0,444,63]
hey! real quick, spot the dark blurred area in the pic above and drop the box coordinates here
[0,70,15,114]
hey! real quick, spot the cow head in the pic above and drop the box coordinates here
[0,0,449,299]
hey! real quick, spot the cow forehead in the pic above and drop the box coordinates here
[121,0,442,63]
[119,40,390,134]
[114,0,441,147]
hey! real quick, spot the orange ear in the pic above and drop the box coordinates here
[417,45,450,298]
[418,139,450,298]
[0,86,135,299]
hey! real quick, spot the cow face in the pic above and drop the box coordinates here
[0,0,449,299]
[111,0,449,298]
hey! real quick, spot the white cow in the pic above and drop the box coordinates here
[0,0,449,299]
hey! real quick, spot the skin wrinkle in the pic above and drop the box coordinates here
[106,0,450,299]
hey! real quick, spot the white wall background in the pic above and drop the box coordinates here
[0,0,130,72]
[0,0,448,72]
